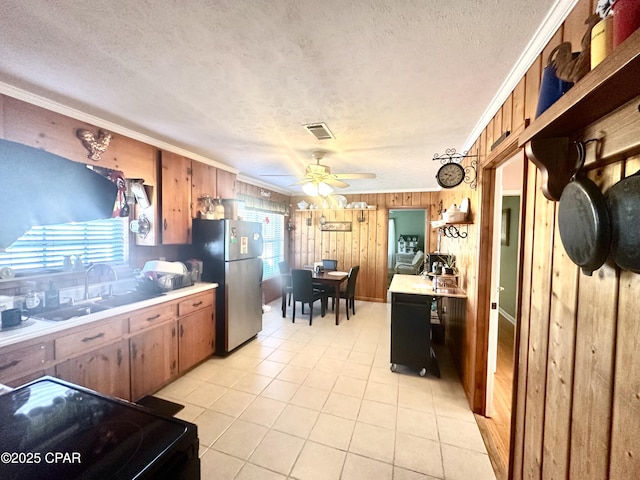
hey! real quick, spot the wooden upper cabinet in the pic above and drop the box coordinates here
[160,150,192,244]
[191,161,218,219]
[216,168,237,199]
[2,95,156,181]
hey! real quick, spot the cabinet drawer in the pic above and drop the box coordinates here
[129,302,176,333]
[0,343,48,381]
[55,318,126,358]
[178,292,213,317]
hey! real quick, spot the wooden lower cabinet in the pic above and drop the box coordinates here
[178,305,215,373]
[55,340,130,400]
[130,321,178,401]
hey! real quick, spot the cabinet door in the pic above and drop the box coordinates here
[130,321,178,400]
[56,340,130,400]
[178,306,215,373]
[160,150,191,244]
[191,161,217,219]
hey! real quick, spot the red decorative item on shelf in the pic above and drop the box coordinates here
[613,0,640,47]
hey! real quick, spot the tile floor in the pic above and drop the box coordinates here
[156,298,496,480]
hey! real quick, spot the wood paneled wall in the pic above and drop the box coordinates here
[456,0,640,478]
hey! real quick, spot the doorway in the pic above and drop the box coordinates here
[387,209,426,288]
[485,152,523,471]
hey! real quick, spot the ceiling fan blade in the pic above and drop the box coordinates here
[260,174,301,177]
[333,173,376,179]
[323,178,350,188]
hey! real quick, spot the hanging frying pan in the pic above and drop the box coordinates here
[605,169,640,273]
[557,141,611,276]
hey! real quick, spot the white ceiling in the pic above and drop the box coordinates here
[0,0,569,195]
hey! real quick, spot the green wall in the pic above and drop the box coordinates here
[499,196,520,320]
[389,209,425,252]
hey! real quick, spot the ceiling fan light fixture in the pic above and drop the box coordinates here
[301,181,333,197]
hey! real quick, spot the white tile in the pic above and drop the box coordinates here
[341,362,372,380]
[393,466,441,480]
[357,399,397,430]
[394,432,443,478]
[233,373,273,395]
[249,429,305,475]
[348,350,375,365]
[322,392,362,420]
[209,389,256,417]
[396,407,439,441]
[183,382,228,408]
[349,422,395,464]
[226,353,263,370]
[207,366,248,388]
[342,453,393,480]
[267,348,297,364]
[236,462,287,479]
[303,370,337,391]
[272,404,319,438]
[212,419,268,460]
[276,364,312,384]
[239,396,287,427]
[432,393,476,422]
[309,413,355,450]
[437,416,487,453]
[157,375,202,398]
[291,441,346,480]
[441,444,496,480]
[173,402,205,423]
[252,359,286,378]
[290,385,330,411]
[260,379,300,402]
[364,381,398,405]
[333,376,367,398]
[200,449,244,479]
[193,409,235,446]
[398,387,434,413]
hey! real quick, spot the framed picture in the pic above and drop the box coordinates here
[320,221,352,232]
[501,209,510,246]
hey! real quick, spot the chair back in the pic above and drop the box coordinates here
[291,269,314,303]
[322,259,338,271]
[278,261,290,274]
[346,266,360,296]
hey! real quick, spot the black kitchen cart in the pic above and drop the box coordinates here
[390,292,440,377]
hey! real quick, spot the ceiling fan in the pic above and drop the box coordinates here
[262,151,376,196]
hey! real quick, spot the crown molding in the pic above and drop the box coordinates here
[0,82,238,174]
[462,0,580,152]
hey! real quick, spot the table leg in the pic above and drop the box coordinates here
[334,284,341,325]
[281,287,286,318]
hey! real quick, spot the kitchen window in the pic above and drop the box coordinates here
[0,218,128,273]
[239,207,284,280]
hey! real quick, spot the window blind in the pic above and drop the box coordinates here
[238,208,285,280]
[0,218,128,272]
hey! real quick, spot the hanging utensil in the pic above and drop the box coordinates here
[558,140,611,276]
[605,169,640,273]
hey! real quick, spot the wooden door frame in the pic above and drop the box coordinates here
[474,122,529,416]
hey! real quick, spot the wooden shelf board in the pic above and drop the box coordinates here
[519,28,640,146]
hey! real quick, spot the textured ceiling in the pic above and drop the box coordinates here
[0,0,561,194]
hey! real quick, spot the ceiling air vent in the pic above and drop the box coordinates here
[302,122,335,140]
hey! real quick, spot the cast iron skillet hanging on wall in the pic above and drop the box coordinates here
[558,140,611,276]
[605,169,640,273]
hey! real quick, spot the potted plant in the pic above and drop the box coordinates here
[443,255,457,275]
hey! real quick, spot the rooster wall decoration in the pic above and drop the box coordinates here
[76,128,112,161]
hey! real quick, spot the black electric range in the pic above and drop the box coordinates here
[0,377,199,480]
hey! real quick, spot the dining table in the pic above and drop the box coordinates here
[310,270,349,325]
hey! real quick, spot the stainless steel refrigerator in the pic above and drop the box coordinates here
[191,219,263,354]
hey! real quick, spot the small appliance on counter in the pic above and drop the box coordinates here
[0,376,199,479]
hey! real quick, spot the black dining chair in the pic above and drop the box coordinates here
[291,269,327,325]
[329,266,359,319]
[279,261,293,318]
[322,259,338,271]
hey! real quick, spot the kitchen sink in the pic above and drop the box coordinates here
[95,290,165,308]
[33,290,165,321]
[33,303,112,322]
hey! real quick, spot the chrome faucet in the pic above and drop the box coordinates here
[84,263,118,300]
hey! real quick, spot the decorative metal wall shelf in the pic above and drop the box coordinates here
[439,224,469,238]
[433,148,478,189]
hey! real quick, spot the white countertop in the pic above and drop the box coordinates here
[388,274,466,298]
[0,282,217,348]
